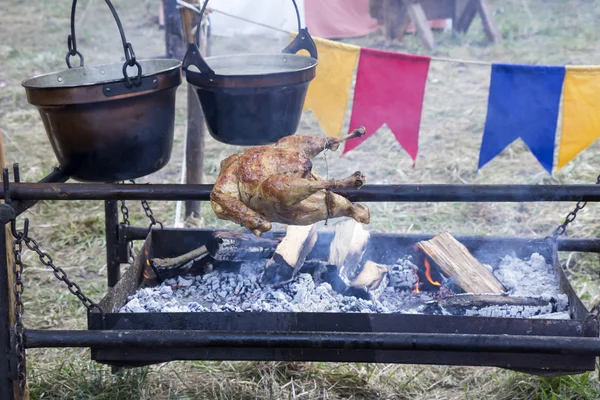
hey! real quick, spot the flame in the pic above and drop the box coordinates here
[412,267,420,294]
[424,258,441,287]
[144,248,150,279]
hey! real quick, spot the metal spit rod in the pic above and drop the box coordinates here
[2,182,600,202]
[24,329,600,355]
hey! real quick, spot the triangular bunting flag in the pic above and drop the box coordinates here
[302,37,361,138]
[557,66,600,170]
[478,64,565,174]
[343,47,431,163]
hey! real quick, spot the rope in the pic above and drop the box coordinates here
[175,0,494,66]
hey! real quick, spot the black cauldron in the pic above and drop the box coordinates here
[182,0,318,146]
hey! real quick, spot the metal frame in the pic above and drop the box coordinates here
[0,167,599,399]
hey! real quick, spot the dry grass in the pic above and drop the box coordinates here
[1,0,600,398]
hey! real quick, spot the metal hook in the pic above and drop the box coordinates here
[10,218,28,240]
[13,163,20,183]
[3,168,10,204]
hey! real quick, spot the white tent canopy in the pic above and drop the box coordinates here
[208,0,306,38]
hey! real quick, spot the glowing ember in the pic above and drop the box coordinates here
[424,258,441,287]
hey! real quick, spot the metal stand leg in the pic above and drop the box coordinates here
[0,224,15,400]
[105,201,120,288]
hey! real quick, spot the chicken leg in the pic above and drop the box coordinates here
[275,126,366,159]
[249,171,369,226]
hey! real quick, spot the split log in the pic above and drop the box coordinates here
[415,232,507,294]
[263,225,318,285]
[327,219,389,300]
[436,293,557,318]
[151,245,208,270]
[149,245,212,281]
[349,260,390,300]
[149,231,282,281]
[328,219,370,285]
[206,231,282,262]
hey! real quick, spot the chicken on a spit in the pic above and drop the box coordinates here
[210,127,370,236]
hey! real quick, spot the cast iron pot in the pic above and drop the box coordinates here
[182,0,318,146]
[21,0,182,182]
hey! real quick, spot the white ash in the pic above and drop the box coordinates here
[462,303,557,318]
[120,253,569,319]
[493,253,568,310]
[122,262,389,314]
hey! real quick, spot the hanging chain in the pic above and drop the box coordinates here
[550,173,600,240]
[11,228,26,396]
[10,218,104,395]
[120,200,135,264]
[119,181,164,264]
[125,180,164,233]
[12,220,104,315]
[141,199,163,232]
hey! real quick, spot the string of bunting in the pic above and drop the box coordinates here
[303,37,599,175]
[185,2,599,175]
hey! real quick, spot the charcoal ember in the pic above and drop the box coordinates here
[159,286,173,298]
[290,274,316,304]
[178,276,194,287]
[122,298,145,313]
[388,258,418,289]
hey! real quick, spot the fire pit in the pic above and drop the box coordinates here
[87,226,597,375]
[1,175,599,399]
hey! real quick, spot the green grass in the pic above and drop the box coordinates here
[1,0,600,398]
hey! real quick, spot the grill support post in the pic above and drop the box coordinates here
[0,206,15,400]
[105,201,121,288]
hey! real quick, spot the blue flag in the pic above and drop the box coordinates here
[478,64,566,174]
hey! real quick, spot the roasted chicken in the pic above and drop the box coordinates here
[210,127,370,236]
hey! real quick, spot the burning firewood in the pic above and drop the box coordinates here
[149,245,211,281]
[327,219,389,300]
[206,231,282,261]
[349,260,390,299]
[262,224,318,285]
[328,219,370,283]
[415,232,507,294]
[435,293,560,318]
[149,231,282,281]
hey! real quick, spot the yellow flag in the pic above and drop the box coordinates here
[558,66,600,170]
[296,36,360,138]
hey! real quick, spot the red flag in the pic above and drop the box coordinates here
[344,48,431,163]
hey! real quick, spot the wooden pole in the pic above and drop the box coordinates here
[0,136,28,399]
[162,0,186,59]
[180,6,207,220]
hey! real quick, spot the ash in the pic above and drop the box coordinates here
[120,253,568,318]
[122,262,390,314]
[493,253,568,309]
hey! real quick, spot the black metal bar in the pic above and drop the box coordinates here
[23,329,600,355]
[0,216,15,399]
[1,183,600,202]
[105,201,120,288]
[119,225,600,253]
[12,168,69,216]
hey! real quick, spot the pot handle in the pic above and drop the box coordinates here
[182,0,317,75]
[282,29,318,60]
[65,0,143,88]
[182,0,215,76]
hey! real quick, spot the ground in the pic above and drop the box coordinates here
[1,0,600,399]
